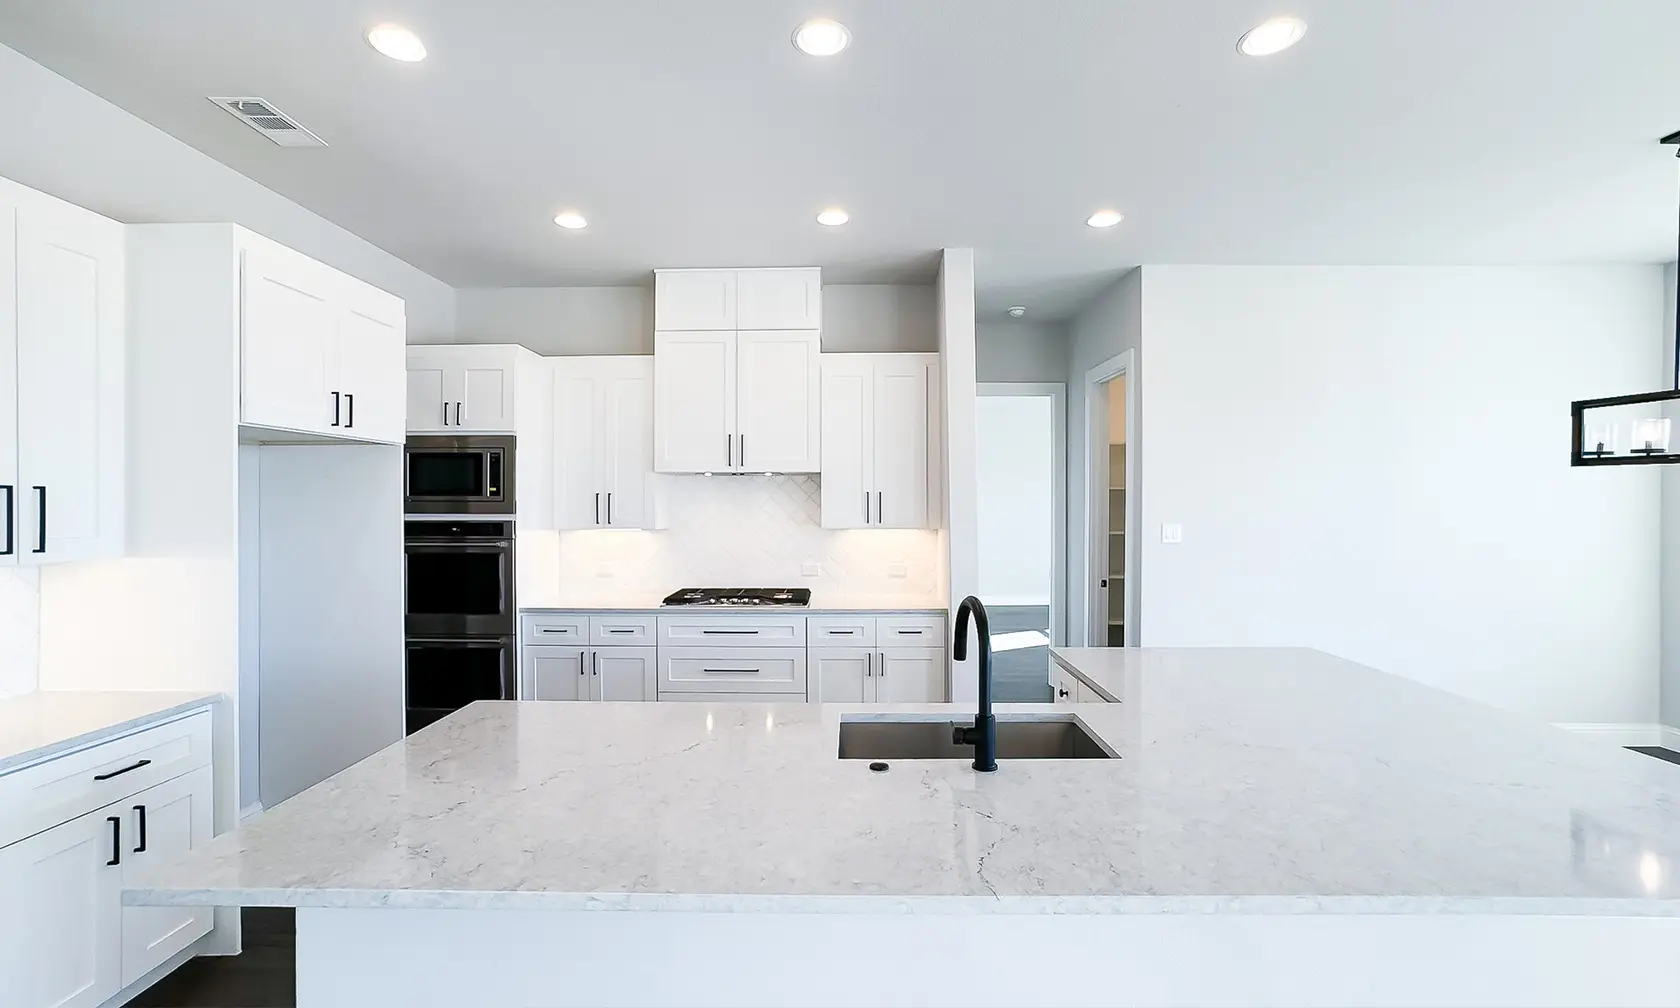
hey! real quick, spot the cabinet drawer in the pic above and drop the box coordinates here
[658,616,806,648]
[0,709,213,850]
[876,615,946,644]
[523,613,588,643]
[806,616,876,647]
[659,648,807,695]
[589,616,656,645]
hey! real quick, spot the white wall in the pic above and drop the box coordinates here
[1066,269,1143,646]
[446,284,935,354]
[975,396,1055,606]
[0,570,40,698]
[1661,261,1680,728]
[520,476,942,606]
[0,42,456,339]
[1139,265,1666,726]
[976,321,1069,382]
[938,250,981,702]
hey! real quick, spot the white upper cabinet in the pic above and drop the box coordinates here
[552,357,663,529]
[736,269,821,330]
[406,345,519,432]
[0,177,125,567]
[736,330,820,473]
[653,331,736,473]
[654,270,737,331]
[820,353,940,529]
[240,236,407,444]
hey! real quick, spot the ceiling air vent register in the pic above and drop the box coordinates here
[208,97,327,148]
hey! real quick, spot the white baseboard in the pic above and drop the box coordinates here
[1554,723,1666,747]
[239,801,264,821]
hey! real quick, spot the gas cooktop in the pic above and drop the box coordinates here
[661,588,812,607]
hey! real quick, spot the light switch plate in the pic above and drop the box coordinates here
[801,562,822,577]
[1161,523,1183,545]
[887,563,909,579]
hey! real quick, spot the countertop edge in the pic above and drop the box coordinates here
[519,606,951,616]
[120,888,1680,917]
[1050,650,1121,702]
[0,692,225,776]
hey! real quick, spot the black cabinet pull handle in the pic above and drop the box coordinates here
[331,391,341,427]
[106,816,121,866]
[595,492,600,524]
[456,401,463,426]
[1057,688,1069,698]
[442,401,449,426]
[30,485,45,553]
[93,758,151,781]
[346,392,354,429]
[0,484,11,556]
[133,804,148,853]
[726,433,732,467]
[701,629,759,635]
[829,629,857,635]
[740,435,746,468]
[606,492,612,524]
[606,628,634,634]
[702,668,760,674]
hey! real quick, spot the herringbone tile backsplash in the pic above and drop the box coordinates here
[523,475,941,602]
[0,568,39,698]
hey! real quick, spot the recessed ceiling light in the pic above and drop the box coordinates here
[792,19,851,57]
[1237,16,1307,56]
[553,211,588,230]
[816,208,849,226]
[365,24,426,62]
[1086,209,1124,228]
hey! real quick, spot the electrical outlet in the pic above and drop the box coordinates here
[887,563,909,579]
[801,562,822,577]
[1161,523,1183,545]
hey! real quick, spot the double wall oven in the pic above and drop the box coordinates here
[404,436,519,735]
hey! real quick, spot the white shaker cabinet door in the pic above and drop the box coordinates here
[819,356,873,528]
[14,195,124,565]
[735,268,821,330]
[121,767,214,986]
[0,199,15,568]
[332,300,405,445]
[0,808,122,1008]
[526,646,588,701]
[551,365,604,529]
[590,647,657,702]
[601,361,657,527]
[654,331,735,473]
[811,648,873,703]
[241,246,335,435]
[406,353,456,432]
[872,359,934,529]
[877,648,947,704]
[458,360,515,432]
[654,269,737,331]
[736,330,820,473]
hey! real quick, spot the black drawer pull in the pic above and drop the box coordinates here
[134,804,148,853]
[896,629,924,635]
[828,629,858,635]
[605,628,635,634]
[106,816,121,866]
[701,629,760,635]
[93,758,152,781]
[703,668,760,674]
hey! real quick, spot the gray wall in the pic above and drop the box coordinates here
[1066,269,1143,646]
[976,321,1069,382]
[446,283,936,354]
[0,42,457,339]
[1663,261,1680,728]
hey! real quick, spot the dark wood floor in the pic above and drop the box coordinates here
[1629,746,1680,766]
[132,908,295,1008]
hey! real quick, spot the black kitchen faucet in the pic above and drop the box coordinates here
[951,595,997,772]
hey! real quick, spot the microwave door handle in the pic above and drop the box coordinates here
[487,453,502,497]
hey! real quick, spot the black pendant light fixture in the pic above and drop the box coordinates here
[1570,130,1680,466]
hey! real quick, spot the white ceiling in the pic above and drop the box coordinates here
[1,0,1677,319]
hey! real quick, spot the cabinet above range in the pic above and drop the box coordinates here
[653,268,822,474]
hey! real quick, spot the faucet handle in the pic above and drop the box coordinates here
[952,724,976,746]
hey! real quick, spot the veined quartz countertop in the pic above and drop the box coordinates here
[126,648,1680,915]
[0,690,221,774]
[520,592,947,613]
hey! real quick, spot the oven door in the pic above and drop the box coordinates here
[405,637,515,735]
[404,438,514,515]
[405,540,514,637]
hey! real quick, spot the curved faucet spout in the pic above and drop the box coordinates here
[954,595,997,772]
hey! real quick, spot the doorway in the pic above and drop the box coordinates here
[975,383,1066,702]
[1084,352,1134,647]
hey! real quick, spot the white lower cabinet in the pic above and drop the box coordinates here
[525,645,656,701]
[0,806,121,1008]
[121,768,214,986]
[812,647,945,703]
[0,742,214,1008]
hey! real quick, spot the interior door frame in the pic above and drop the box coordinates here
[975,382,1067,646]
[1083,350,1137,647]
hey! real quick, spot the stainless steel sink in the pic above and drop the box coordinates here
[838,717,1114,761]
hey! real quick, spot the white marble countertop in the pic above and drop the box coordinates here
[125,648,1680,915]
[0,690,222,774]
[520,592,947,613]
[1051,647,1125,701]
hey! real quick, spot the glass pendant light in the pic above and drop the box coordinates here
[1571,131,1680,466]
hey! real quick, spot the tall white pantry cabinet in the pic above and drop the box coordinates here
[0,176,125,567]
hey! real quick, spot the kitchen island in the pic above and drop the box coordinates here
[127,648,1680,1006]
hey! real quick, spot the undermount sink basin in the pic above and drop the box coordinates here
[838,717,1114,761]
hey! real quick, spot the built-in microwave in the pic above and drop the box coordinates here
[404,435,515,515]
